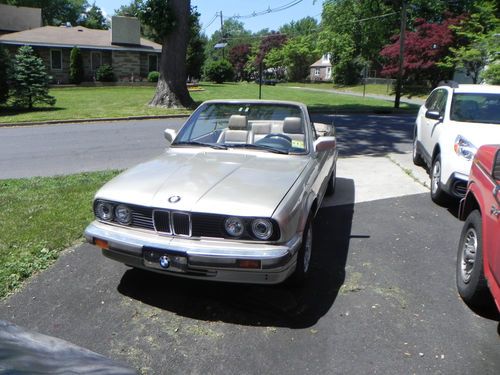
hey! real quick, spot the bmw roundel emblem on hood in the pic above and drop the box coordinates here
[168,195,181,203]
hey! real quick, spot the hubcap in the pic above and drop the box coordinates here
[303,226,312,273]
[431,160,441,194]
[460,228,477,283]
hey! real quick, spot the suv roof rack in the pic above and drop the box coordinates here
[437,80,460,88]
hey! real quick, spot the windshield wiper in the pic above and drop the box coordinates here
[229,143,289,154]
[173,141,227,150]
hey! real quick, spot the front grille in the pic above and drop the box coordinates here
[153,210,170,233]
[172,212,191,236]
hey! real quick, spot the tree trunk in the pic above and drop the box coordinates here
[149,0,194,108]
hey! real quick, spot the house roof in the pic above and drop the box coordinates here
[0,26,162,53]
[311,57,332,68]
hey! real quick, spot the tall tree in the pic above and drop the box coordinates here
[2,0,88,26]
[140,0,193,108]
[186,8,206,80]
[10,45,55,108]
[80,2,109,29]
[229,44,252,81]
[440,0,499,83]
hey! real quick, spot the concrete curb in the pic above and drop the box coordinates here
[0,114,190,128]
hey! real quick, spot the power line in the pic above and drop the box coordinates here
[226,0,304,20]
[201,13,219,32]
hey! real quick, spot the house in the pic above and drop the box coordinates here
[310,54,332,82]
[0,16,162,83]
[0,3,42,36]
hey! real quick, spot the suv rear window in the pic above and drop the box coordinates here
[450,93,500,124]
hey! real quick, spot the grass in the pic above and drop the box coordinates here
[0,170,120,299]
[0,82,418,124]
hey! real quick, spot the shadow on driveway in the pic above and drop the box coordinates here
[117,180,356,329]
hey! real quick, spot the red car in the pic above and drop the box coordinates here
[457,144,500,313]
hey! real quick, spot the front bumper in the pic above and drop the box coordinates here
[444,172,468,198]
[84,221,301,284]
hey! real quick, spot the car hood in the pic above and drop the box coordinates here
[445,121,500,147]
[96,148,309,217]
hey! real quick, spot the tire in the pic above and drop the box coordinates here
[326,163,336,196]
[430,153,449,204]
[288,217,313,286]
[412,131,424,166]
[456,210,494,308]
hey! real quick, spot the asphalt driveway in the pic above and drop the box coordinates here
[0,114,499,374]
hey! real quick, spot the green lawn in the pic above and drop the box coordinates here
[0,82,417,124]
[0,171,119,299]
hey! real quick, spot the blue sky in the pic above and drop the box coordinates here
[94,0,324,37]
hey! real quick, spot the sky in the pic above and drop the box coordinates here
[93,0,324,37]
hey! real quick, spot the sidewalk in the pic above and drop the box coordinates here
[289,86,425,106]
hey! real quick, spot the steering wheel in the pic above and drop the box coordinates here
[255,133,292,151]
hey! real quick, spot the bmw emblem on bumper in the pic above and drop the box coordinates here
[159,255,170,269]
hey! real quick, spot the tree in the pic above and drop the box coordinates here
[380,16,462,86]
[0,46,10,104]
[69,47,84,84]
[229,44,252,81]
[440,1,499,83]
[186,8,206,80]
[10,46,55,108]
[204,59,234,83]
[140,0,194,108]
[80,2,109,29]
[481,64,500,84]
[1,0,88,26]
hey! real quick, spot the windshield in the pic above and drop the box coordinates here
[174,102,308,154]
[450,93,500,124]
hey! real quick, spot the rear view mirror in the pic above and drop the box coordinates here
[164,129,177,145]
[425,110,443,121]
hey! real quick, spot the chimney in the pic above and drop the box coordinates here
[111,16,140,45]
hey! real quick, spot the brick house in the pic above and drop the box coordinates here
[310,54,332,82]
[0,16,162,83]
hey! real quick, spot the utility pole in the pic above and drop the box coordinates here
[219,10,225,59]
[394,0,407,109]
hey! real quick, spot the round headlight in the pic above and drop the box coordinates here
[224,217,244,237]
[115,204,132,225]
[96,201,114,221]
[251,219,273,240]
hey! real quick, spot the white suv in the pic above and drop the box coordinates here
[413,83,500,204]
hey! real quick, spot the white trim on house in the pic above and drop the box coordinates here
[50,48,62,70]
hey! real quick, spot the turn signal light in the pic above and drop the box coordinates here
[237,259,261,269]
[94,238,109,250]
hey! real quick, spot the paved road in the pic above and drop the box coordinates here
[0,114,415,179]
[1,115,499,374]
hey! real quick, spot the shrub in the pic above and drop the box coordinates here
[481,64,500,85]
[147,70,160,82]
[0,46,10,104]
[10,45,55,108]
[204,59,234,83]
[95,64,115,82]
[69,47,84,84]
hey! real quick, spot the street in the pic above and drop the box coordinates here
[0,114,499,374]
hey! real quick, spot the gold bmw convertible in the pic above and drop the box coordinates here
[84,100,337,285]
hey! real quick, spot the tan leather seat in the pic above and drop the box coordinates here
[252,122,272,142]
[282,116,305,142]
[217,115,253,144]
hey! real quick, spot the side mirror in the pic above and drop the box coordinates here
[314,136,336,152]
[493,150,500,181]
[425,110,443,121]
[313,122,334,137]
[164,128,177,145]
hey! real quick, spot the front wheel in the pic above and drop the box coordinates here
[456,210,494,309]
[288,218,313,286]
[430,154,449,204]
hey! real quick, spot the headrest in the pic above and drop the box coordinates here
[228,115,248,130]
[252,123,272,134]
[283,117,303,134]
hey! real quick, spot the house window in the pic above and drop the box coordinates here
[314,68,320,76]
[326,67,332,79]
[148,54,158,72]
[50,49,62,70]
[91,51,102,71]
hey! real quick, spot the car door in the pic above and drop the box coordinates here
[421,89,448,159]
[485,150,500,289]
